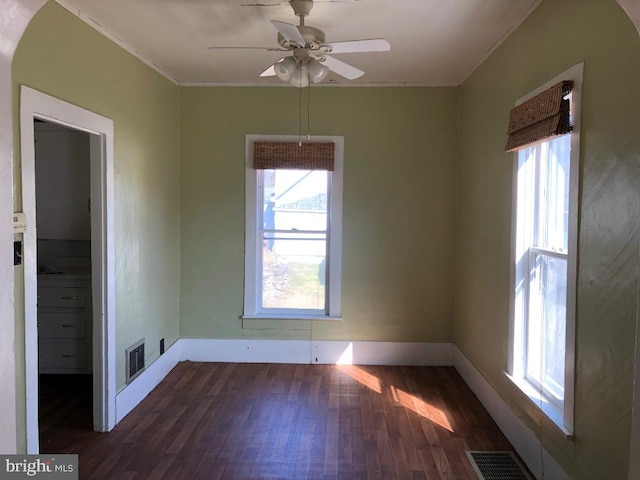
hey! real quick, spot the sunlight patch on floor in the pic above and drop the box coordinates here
[336,365,382,394]
[390,385,454,432]
[333,342,454,432]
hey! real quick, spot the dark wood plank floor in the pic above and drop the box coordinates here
[39,373,94,452]
[40,363,522,480]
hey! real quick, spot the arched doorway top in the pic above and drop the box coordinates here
[617,0,640,36]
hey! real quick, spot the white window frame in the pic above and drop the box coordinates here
[243,134,343,320]
[507,63,583,435]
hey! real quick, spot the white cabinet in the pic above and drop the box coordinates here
[38,275,92,374]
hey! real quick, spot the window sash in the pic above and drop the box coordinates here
[257,168,330,314]
[524,248,568,408]
[259,236,328,313]
[521,142,570,405]
[531,135,571,253]
[524,136,571,403]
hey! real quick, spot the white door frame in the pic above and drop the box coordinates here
[20,86,116,453]
[630,246,640,480]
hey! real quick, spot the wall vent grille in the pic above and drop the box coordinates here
[126,338,145,384]
[466,451,532,480]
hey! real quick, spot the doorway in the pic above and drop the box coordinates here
[20,86,116,453]
[34,120,93,450]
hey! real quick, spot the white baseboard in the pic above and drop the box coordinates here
[115,340,181,423]
[180,338,311,364]
[313,340,453,365]
[179,338,453,366]
[453,346,569,480]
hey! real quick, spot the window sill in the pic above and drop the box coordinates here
[242,314,342,321]
[505,373,574,440]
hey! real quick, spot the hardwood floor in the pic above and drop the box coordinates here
[39,373,94,453]
[40,363,521,479]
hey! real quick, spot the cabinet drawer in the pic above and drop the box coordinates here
[38,287,86,308]
[39,342,87,371]
[38,311,86,339]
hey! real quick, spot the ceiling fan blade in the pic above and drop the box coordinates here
[321,56,364,80]
[271,20,306,47]
[243,0,363,5]
[322,38,390,54]
[259,63,278,77]
[208,46,287,52]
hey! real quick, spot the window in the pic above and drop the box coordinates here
[244,135,343,319]
[508,64,582,434]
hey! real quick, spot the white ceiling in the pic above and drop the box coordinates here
[55,0,542,86]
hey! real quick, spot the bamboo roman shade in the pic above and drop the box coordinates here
[253,141,335,171]
[505,80,573,152]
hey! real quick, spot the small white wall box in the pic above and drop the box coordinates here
[13,213,27,234]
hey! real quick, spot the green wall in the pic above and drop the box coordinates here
[180,86,458,342]
[12,0,181,449]
[10,0,640,476]
[455,0,640,478]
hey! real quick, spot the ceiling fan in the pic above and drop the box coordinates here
[242,0,363,5]
[208,0,390,87]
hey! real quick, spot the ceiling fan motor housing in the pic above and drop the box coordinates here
[277,26,325,49]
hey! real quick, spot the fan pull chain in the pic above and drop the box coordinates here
[307,82,311,140]
[298,71,303,146]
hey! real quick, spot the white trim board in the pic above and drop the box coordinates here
[20,86,116,453]
[630,244,640,480]
[453,346,569,480]
[180,339,453,365]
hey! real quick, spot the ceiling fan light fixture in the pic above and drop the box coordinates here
[307,58,330,84]
[274,56,297,82]
[289,66,309,88]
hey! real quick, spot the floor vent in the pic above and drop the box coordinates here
[466,451,532,480]
[126,338,145,384]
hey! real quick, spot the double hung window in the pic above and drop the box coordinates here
[508,65,582,433]
[244,136,343,319]
[517,136,571,405]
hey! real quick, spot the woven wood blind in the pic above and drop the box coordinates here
[253,141,335,171]
[505,80,573,152]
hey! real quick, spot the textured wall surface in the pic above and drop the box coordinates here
[455,0,640,478]
[180,86,458,343]
[0,0,47,454]
[11,0,181,449]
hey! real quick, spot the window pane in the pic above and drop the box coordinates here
[527,252,567,400]
[536,135,571,252]
[262,169,328,233]
[262,235,326,310]
[260,168,329,311]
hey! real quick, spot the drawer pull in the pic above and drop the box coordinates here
[61,324,76,328]
[61,296,77,300]
[62,354,76,359]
